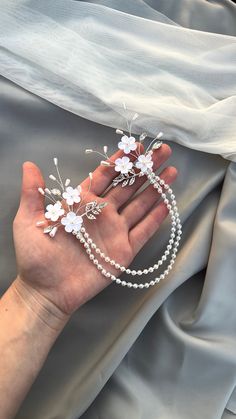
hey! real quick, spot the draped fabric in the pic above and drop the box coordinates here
[0,1,236,419]
[0,0,236,161]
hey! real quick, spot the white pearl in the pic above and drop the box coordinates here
[121,281,127,286]
[89,254,95,260]
[126,269,131,274]
[115,263,120,269]
[144,283,150,288]
[127,282,133,288]
[150,280,155,286]
[120,266,126,272]
[116,278,121,284]
[110,260,115,266]
[133,284,138,289]
[102,269,106,275]
[138,284,144,289]
[105,257,110,262]
[131,270,136,276]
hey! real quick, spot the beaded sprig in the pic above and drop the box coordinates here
[36,158,107,237]
[36,110,182,289]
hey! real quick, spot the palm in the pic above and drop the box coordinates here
[13,143,177,315]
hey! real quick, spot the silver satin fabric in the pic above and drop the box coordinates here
[0,0,236,161]
[0,1,236,418]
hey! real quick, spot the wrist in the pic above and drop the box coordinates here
[11,276,70,333]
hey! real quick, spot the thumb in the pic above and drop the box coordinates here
[18,161,45,216]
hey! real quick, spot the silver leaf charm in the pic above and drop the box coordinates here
[129,177,135,186]
[87,214,96,220]
[122,179,129,187]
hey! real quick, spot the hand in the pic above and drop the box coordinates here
[13,144,177,319]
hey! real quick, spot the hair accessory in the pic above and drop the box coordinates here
[36,108,182,289]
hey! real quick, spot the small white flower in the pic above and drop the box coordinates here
[115,156,133,174]
[135,152,153,173]
[61,212,83,233]
[62,186,81,205]
[118,135,137,154]
[45,202,65,222]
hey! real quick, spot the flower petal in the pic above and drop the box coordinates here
[65,224,73,233]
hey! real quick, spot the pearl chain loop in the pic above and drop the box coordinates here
[75,167,182,289]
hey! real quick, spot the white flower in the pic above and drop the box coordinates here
[118,135,137,154]
[45,202,65,222]
[62,186,81,206]
[61,212,83,233]
[114,156,133,174]
[135,152,153,173]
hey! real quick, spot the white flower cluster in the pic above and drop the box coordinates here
[37,159,106,237]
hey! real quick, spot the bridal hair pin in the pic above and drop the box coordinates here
[36,110,182,289]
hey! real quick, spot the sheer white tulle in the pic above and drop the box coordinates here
[0,0,236,161]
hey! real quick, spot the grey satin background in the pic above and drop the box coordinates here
[0,1,236,419]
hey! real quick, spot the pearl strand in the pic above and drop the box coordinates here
[75,169,182,289]
[79,171,181,275]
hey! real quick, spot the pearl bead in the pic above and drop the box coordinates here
[138,284,144,289]
[144,283,150,288]
[133,284,138,289]
[116,278,121,284]
[131,270,136,276]
[91,243,96,249]
[102,269,106,275]
[121,281,126,286]
[127,282,133,288]
[110,260,115,266]
[120,266,126,272]
[150,280,155,286]
[115,263,120,269]
[137,270,142,275]
[126,269,131,274]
